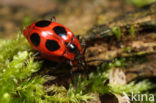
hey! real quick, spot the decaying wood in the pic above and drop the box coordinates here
[84,3,156,66]
[80,3,156,82]
[85,2,156,43]
[40,3,156,84]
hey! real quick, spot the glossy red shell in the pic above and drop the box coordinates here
[23,20,83,65]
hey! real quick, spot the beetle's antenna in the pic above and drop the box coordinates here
[86,59,112,63]
[80,41,112,64]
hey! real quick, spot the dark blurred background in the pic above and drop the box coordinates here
[0,0,155,39]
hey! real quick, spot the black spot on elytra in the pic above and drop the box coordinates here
[53,26,67,38]
[35,20,51,27]
[30,33,40,46]
[46,39,60,51]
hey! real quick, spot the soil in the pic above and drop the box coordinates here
[0,0,134,39]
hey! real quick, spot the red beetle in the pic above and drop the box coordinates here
[23,19,85,66]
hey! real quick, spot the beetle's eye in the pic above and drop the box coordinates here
[69,44,78,54]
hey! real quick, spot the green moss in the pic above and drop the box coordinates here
[74,59,126,95]
[126,0,156,8]
[22,16,33,27]
[112,26,122,41]
[0,34,92,103]
[0,33,155,103]
[109,80,156,95]
[123,46,133,53]
[130,26,136,38]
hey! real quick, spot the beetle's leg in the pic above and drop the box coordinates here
[55,56,65,69]
[81,40,86,48]
[74,72,80,89]
[81,40,87,69]
[33,51,44,60]
[76,35,80,40]
[33,51,40,57]
[86,59,112,63]
[50,16,56,22]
